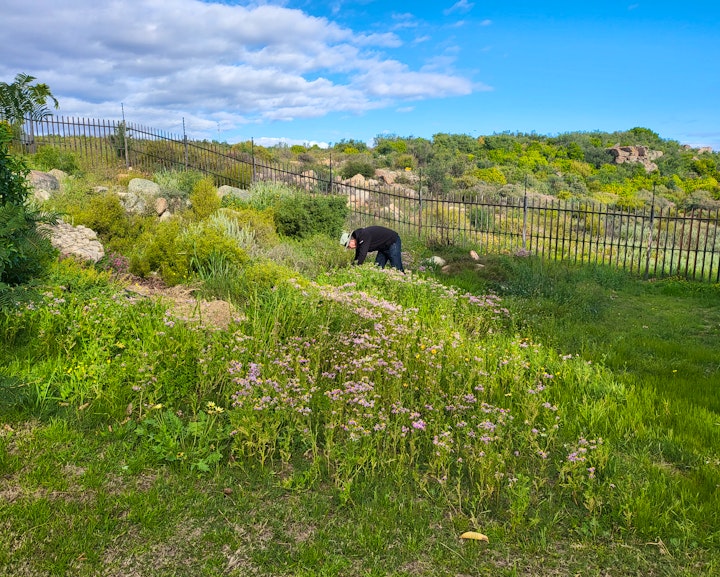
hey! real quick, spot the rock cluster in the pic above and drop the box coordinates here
[607,145,663,172]
[25,168,418,263]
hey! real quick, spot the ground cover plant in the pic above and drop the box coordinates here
[1,250,719,575]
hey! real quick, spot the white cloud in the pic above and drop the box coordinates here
[444,0,475,16]
[0,0,476,140]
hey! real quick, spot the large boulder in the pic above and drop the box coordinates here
[128,178,161,195]
[41,220,105,263]
[27,170,60,202]
[121,178,161,216]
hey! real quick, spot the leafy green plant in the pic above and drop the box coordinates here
[129,218,182,280]
[0,122,56,293]
[340,159,375,180]
[153,168,205,198]
[212,206,279,249]
[273,193,348,239]
[0,73,58,139]
[188,176,221,221]
[135,402,230,472]
[30,146,79,174]
[73,191,137,249]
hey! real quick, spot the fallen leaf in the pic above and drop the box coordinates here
[460,531,489,542]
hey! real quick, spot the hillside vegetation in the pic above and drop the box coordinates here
[236,126,720,210]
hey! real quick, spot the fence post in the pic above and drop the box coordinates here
[120,104,130,169]
[329,152,333,195]
[417,169,423,240]
[182,117,189,170]
[251,138,256,184]
[644,186,656,279]
[522,181,528,251]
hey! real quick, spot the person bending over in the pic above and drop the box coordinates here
[340,225,404,272]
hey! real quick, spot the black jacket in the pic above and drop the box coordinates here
[351,226,400,265]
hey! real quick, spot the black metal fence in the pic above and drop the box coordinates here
[13,115,720,282]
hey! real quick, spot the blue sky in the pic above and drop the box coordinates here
[1,0,718,149]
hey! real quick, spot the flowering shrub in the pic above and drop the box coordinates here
[221,266,611,516]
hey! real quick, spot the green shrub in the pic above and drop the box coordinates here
[189,177,221,221]
[73,191,134,246]
[273,193,348,239]
[244,181,295,211]
[0,122,56,291]
[153,169,205,198]
[340,160,375,180]
[393,154,416,170]
[214,207,279,248]
[30,146,80,174]
[264,234,349,277]
[234,259,295,297]
[129,219,181,280]
[178,220,250,285]
[130,215,250,287]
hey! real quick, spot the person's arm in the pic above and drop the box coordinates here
[354,236,370,264]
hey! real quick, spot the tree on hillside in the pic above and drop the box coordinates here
[0,73,59,143]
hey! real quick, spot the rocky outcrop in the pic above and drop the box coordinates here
[607,145,663,172]
[682,145,713,154]
[41,220,105,263]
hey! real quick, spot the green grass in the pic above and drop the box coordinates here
[1,252,719,575]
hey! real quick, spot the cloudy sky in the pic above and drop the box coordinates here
[2,0,719,149]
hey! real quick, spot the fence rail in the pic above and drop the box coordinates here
[12,115,720,282]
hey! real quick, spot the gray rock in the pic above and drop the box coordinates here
[28,170,60,191]
[41,220,105,263]
[128,178,161,195]
[117,191,148,214]
[48,169,68,182]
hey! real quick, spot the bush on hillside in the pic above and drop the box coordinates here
[273,193,348,239]
[189,177,221,221]
[129,215,251,286]
[30,146,80,175]
[340,160,375,180]
[73,191,140,252]
[154,169,205,198]
[0,122,57,292]
[213,207,279,249]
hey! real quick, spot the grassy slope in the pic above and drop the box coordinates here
[1,256,719,576]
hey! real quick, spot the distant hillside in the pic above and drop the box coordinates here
[236,127,719,209]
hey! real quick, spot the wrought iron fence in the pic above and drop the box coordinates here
[12,115,720,282]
